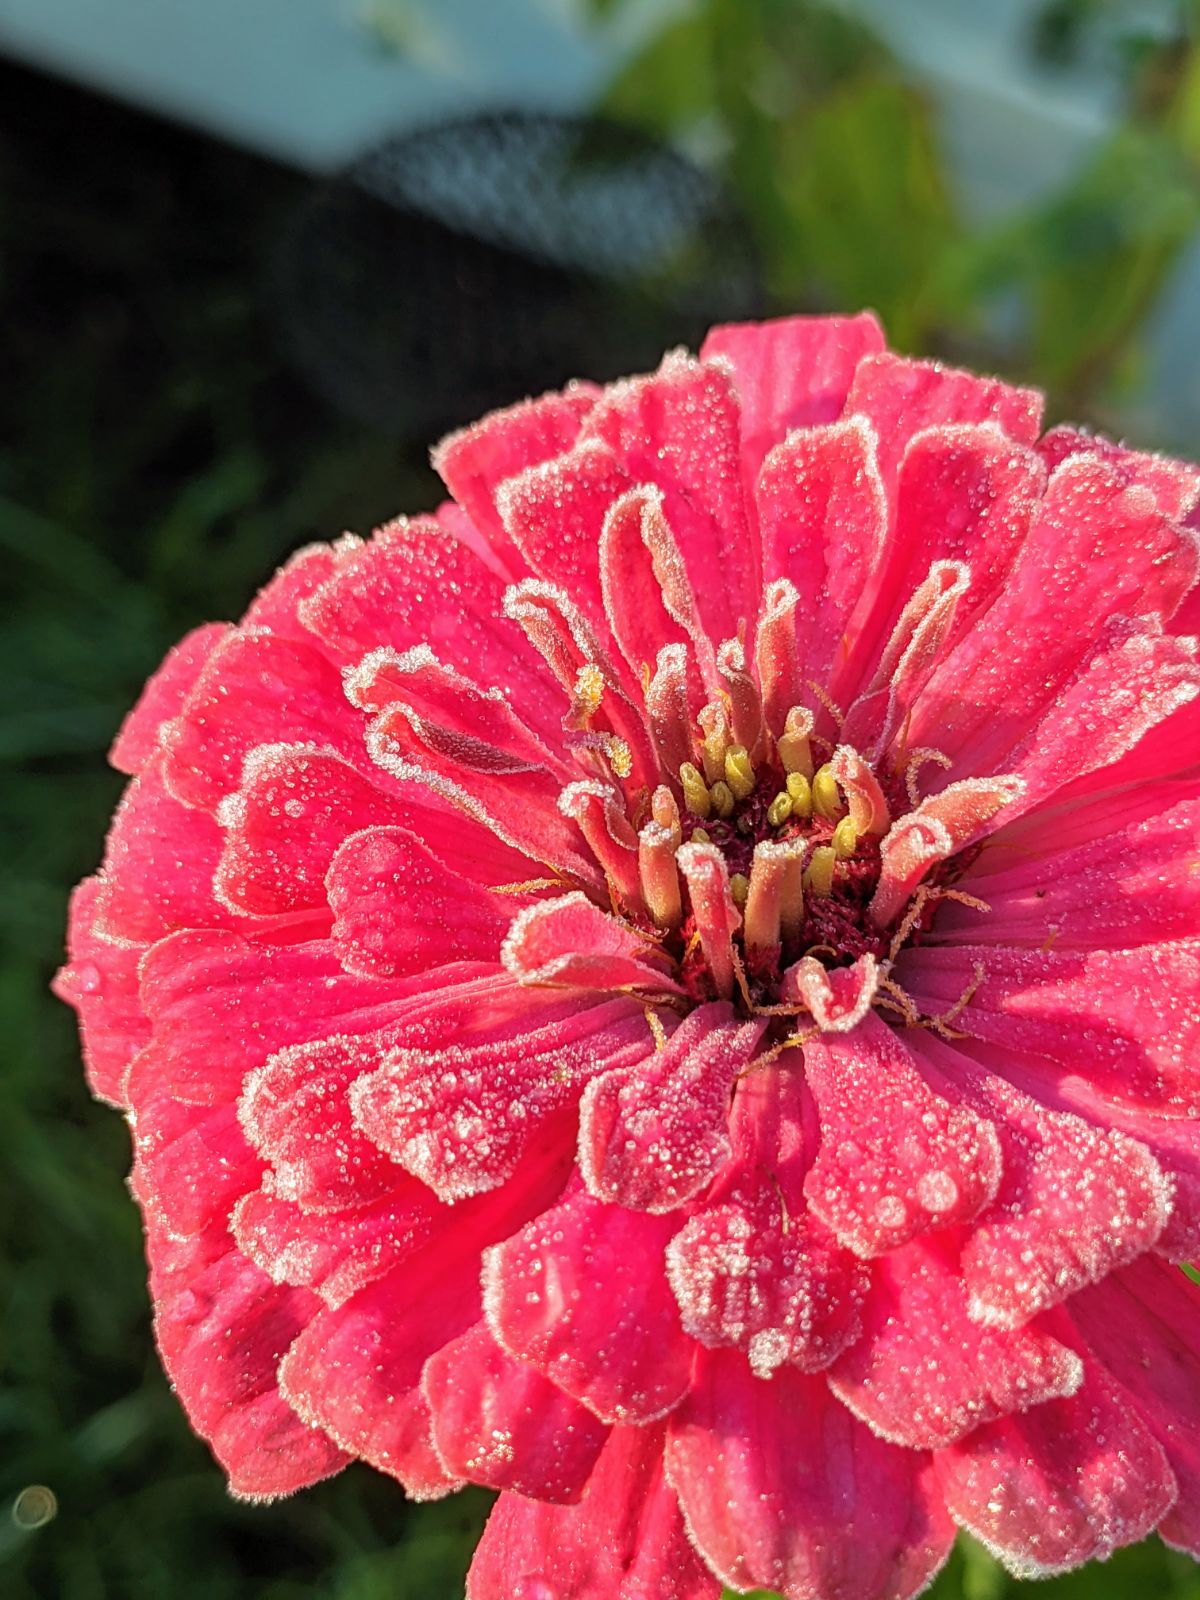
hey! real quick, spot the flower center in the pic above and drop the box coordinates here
[675,746,895,1004]
[543,650,989,1033]
[630,706,915,1014]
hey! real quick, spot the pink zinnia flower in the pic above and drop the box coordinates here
[57,312,1200,1597]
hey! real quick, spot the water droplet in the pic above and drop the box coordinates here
[515,1579,559,1600]
[916,1170,959,1214]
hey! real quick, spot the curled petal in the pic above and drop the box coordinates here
[934,1366,1176,1576]
[869,776,1024,928]
[467,1424,719,1600]
[578,1004,764,1214]
[502,893,682,996]
[667,1348,955,1600]
[483,1176,693,1424]
[782,954,879,1033]
[828,1235,1083,1449]
[423,1320,608,1502]
[802,1017,1002,1257]
[667,1185,867,1376]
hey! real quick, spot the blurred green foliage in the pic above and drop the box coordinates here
[5,1,1200,1596]
[597,0,1200,429]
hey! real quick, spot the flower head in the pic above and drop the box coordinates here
[57,313,1200,1597]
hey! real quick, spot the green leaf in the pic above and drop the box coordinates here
[600,12,720,138]
[771,76,959,345]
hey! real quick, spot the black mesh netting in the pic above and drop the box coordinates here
[271,111,764,436]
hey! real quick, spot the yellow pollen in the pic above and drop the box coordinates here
[607,736,633,779]
[490,877,570,895]
[724,744,756,801]
[811,763,843,821]
[679,762,712,819]
[710,780,736,819]
[698,701,731,785]
[691,827,711,844]
[785,771,813,820]
[651,785,683,846]
[804,845,836,897]
[570,663,605,725]
[777,707,815,777]
[831,816,859,859]
[729,872,750,908]
[644,1008,669,1051]
[766,791,793,828]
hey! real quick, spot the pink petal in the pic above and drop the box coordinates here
[982,1054,1200,1266]
[701,311,885,475]
[828,1234,1083,1449]
[483,1175,693,1424]
[134,1095,262,1238]
[578,1004,764,1213]
[939,782,1200,951]
[351,993,649,1201]
[298,514,556,725]
[840,426,1044,704]
[347,643,569,779]
[280,1258,476,1499]
[328,824,512,978]
[962,1117,1170,1328]
[240,1033,409,1212]
[53,877,151,1107]
[496,441,634,638]
[215,745,403,916]
[127,931,420,1107]
[934,1365,1176,1576]
[1053,663,1200,796]
[844,351,1042,489]
[145,1217,347,1500]
[279,1152,571,1497]
[423,1320,609,1501]
[1004,617,1200,811]
[369,699,598,886]
[581,352,757,646]
[666,1182,866,1377]
[901,938,1200,1117]
[110,622,231,775]
[908,453,1197,775]
[161,630,358,812]
[755,417,886,711]
[1067,1257,1200,1556]
[598,487,693,688]
[801,1015,1002,1256]
[907,1036,1172,1326]
[868,776,1024,928]
[667,1348,955,1600]
[93,757,239,942]
[841,561,972,756]
[432,383,599,561]
[1039,423,1200,521]
[782,954,880,1034]
[501,892,682,995]
[231,1177,439,1307]
[495,579,662,791]
[467,1423,720,1600]
[242,542,344,635]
